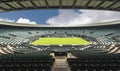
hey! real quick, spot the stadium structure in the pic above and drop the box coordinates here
[0,0,120,71]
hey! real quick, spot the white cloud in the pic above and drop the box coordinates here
[0,17,37,24]
[16,18,37,24]
[46,9,120,25]
[0,18,15,22]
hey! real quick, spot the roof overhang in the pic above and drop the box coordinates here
[0,20,120,28]
[0,0,120,12]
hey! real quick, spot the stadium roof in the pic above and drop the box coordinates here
[0,20,120,27]
[0,0,120,12]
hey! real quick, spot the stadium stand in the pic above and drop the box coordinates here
[0,21,119,71]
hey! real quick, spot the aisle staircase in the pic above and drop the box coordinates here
[52,56,71,71]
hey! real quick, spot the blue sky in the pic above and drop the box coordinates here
[0,9,120,25]
[0,10,59,24]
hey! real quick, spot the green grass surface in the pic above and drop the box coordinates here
[31,37,91,45]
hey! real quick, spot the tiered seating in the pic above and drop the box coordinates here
[12,45,39,54]
[0,36,25,45]
[68,58,120,71]
[0,45,15,54]
[106,44,120,54]
[68,50,120,71]
[96,36,115,45]
[0,50,54,71]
